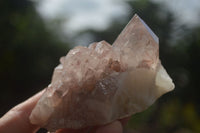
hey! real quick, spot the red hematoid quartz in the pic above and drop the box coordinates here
[29,14,174,131]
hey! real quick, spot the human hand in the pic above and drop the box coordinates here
[0,90,129,133]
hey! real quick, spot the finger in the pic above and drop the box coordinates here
[56,127,91,133]
[55,120,124,133]
[95,121,123,133]
[119,116,131,126]
[55,117,129,133]
[0,90,44,133]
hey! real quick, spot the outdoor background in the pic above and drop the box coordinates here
[0,0,200,133]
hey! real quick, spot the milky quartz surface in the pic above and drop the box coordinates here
[30,14,174,131]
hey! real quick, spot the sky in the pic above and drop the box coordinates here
[35,0,130,35]
[33,0,200,45]
[152,0,200,26]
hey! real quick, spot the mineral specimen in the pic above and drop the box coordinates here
[29,14,174,131]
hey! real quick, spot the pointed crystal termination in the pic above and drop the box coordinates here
[114,14,158,46]
[30,14,174,131]
[113,14,159,69]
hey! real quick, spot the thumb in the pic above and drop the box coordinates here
[0,90,44,133]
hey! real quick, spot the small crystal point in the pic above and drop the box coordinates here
[30,14,174,131]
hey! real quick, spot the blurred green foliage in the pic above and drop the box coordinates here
[0,0,69,116]
[0,0,200,133]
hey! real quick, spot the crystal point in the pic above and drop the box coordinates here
[136,14,159,44]
[30,14,174,131]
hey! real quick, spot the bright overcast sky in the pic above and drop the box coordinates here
[152,0,200,26]
[34,0,200,36]
[35,0,130,35]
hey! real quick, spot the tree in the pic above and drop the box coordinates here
[0,0,69,116]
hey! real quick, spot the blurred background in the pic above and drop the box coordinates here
[0,0,200,132]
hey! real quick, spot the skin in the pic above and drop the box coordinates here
[0,90,130,133]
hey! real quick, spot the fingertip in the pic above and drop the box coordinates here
[55,127,90,133]
[95,121,123,133]
[120,117,131,126]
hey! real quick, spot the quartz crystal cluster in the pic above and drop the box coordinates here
[30,14,175,131]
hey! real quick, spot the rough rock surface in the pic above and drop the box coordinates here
[29,14,175,131]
